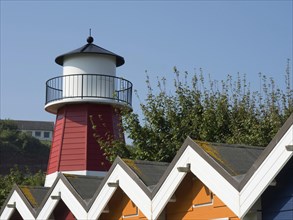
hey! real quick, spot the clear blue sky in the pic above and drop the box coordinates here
[0,1,292,123]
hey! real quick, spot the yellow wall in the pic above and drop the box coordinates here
[99,188,147,220]
[165,173,240,220]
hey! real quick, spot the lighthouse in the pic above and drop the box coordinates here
[44,36,132,187]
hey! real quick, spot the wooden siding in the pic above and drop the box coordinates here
[47,104,123,174]
[262,157,293,220]
[165,173,240,220]
[47,109,65,174]
[100,187,146,220]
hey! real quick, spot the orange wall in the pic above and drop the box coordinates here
[165,173,240,220]
[100,173,239,220]
[100,188,147,220]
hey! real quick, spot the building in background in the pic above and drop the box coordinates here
[11,120,54,141]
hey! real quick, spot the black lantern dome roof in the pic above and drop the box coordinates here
[55,36,125,67]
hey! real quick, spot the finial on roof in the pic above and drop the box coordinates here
[87,28,94,44]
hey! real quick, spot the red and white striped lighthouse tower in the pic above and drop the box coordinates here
[44,36,132,187]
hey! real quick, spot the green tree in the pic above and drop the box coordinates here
[0,166,45,207]
[99,61,293,162]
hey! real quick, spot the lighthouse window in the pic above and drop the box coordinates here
[35,131,41,137]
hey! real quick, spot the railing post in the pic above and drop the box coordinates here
[81,74,84,99]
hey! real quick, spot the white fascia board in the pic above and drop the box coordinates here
[87,170,119,219]
[117,165,152,219]
[87,185,117,219]
[0,191,34,220]
[152,145,240,220]
[59,182,87,219]
[152,146,192,219]
[88,164,152,220]
[37,180,87,219]
[188,147,240,216]
[36,194,58,220]
[239,124,293,218]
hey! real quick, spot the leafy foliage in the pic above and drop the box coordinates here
[0,166,45,207]
[99,60,293,162]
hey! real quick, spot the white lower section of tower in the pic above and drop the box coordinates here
[44,170,108,187]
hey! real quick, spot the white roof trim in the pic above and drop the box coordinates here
[37,179,87,219]
[189,147,240,216]
[0,190,34,220]
[239,124,293,218]
[152,147,190,218]
[152,146,239,219]
[88,164,151,219]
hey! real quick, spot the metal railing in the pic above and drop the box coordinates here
[45,74,132,106]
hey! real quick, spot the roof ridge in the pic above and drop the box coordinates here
[19,186,50,189]
[194,140,264,149]
[63,174,105,180]
[123,158,170,166]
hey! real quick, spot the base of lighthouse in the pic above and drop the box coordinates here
[45,103,124,187]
